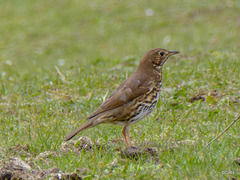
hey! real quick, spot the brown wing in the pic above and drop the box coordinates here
[87,72,151,119]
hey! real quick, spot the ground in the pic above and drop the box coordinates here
[0,0,240,179]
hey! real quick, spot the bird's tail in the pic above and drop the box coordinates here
[64,121,93,141]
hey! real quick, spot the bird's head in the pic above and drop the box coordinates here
[146,48,179,66]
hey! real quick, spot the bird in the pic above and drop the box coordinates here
[64,48,179,147]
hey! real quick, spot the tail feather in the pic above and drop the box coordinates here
[64,121,93,141]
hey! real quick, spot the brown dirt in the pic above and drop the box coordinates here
[120,146,162,165]
[0,158,82,180]
[120,146,158,159]
[0,137,98,180]
[59,136,102,154]
[189,89,240,104]
[189,89,221,103]
[8,144,33,157]
[0,137,199,179]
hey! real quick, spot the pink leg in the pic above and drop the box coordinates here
[126,130,132,146]
[122,124,132,147]
[122,130,129,147]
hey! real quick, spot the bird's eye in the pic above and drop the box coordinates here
[160,51,164,56]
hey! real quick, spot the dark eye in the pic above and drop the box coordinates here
[160,51,164,56]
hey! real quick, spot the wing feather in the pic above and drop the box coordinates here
[87,72,150,119]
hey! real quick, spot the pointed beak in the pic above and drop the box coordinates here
[169,51,180,56]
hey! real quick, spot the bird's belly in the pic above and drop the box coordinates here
[107,101,157,126]
[131,107,150,122]
[107,91,159,126]
[129,100,158,123]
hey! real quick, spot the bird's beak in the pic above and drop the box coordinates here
[169,51,180,56]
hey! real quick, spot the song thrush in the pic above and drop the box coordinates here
[64,48,179,147]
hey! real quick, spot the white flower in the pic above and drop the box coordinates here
[5,60,12,65]
[145,8,154,16]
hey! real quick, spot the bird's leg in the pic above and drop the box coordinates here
[122,124,131,147]
[126,130,132,146]
[122,130,129,147]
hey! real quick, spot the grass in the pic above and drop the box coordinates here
[0,0,239,179]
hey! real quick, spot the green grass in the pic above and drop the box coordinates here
[0,0,239,179]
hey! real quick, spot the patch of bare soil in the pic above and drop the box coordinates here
[121,146,158,159]
[189,89,240,104]
[120,146,162,165]
[34,137,103,164]
[119,139,197,163]
[0,137,199,179]
[0,158,82,180]
[0,138,98,180]
[8,144,32,157]
[189,89,222,103]
[59,136,102,154]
